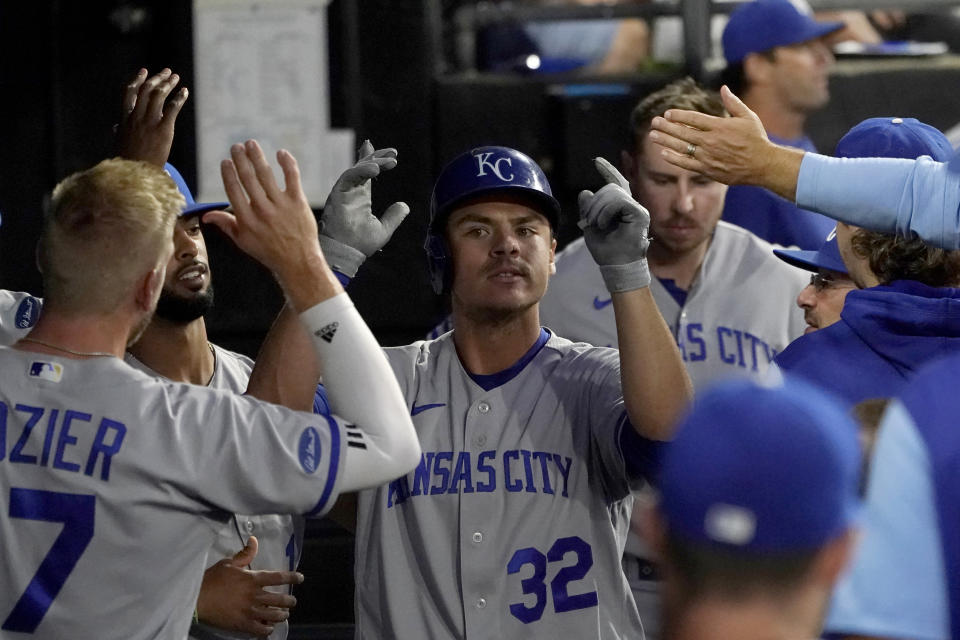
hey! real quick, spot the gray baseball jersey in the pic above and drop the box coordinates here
[0,348,344,639]
[540,221,808,390]
[0,290,42,346]
[126,345,303,640]
[354,330,647,640]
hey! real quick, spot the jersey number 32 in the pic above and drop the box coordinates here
[507,535,599,623]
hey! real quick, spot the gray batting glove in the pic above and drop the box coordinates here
[577,157,651,292]
[319,140,410,277]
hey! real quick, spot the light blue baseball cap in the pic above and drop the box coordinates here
[659,378,860,552]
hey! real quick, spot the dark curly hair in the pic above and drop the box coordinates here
[850,229,960,287]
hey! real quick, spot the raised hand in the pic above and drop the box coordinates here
[649,86,805,200]
[319,140,409,277]
[578,157,651,292]
[115,68,188,167]
[209,140,335,309]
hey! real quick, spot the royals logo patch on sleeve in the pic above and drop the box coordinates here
[28,361,63,382]
[298,426,322,473]
[15,296,41,329]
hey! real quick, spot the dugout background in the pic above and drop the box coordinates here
[2,1,960,636]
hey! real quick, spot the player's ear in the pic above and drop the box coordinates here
[742,52,771,86]
[549,236,557,275]
[134,263,165,313]
[620,149,637,191]
[811,527,859,588]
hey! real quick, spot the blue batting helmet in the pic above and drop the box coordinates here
[424,146,561,294]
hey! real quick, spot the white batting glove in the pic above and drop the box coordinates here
[578,157,651,292]
[319,140,409,278]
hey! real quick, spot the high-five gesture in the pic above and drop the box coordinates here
[320,140,410,277]
[649,86,805,200]
[210,140,339,310]
[114,67,188,167]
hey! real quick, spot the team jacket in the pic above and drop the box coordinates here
[539,221,807,392]
[775,280,960,406]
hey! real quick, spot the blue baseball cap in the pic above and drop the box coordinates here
[722,0,844,64]
[835,117,954,162]
[163,163,229,218]
[659,378,860,552]
[774,227,847,274]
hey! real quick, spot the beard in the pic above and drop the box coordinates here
[154,285,215,324]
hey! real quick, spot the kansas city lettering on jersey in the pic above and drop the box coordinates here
[387,449,573,508]
[0,401,126,481]
[677,323,778,371]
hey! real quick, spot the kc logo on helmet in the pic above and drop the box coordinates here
[474,152,514,182]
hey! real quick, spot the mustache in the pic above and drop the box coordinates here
[661,213,699,226]
[482,257,530,277]
[173,259,209,278]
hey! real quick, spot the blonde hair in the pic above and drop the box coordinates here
[41,158,183,313]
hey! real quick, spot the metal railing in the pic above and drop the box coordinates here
[451,0,960,78]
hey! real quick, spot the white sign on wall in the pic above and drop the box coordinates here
[193,0,354,206]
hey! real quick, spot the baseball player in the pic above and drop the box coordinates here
[125,160,305,640]
[320,144,692,639]
[647,85,960,251]
[648,377,861,640]
[111,69,407,639]
[0,145,420,639]
[537,78,806,638]
[716,0,842,249]
[540,78,807,391]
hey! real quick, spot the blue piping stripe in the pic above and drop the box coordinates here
[305,413,342,517]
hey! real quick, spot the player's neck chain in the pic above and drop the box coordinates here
[19,337,116,358]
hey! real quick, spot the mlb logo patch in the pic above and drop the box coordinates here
[28,361,63,383]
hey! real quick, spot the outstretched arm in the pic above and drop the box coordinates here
[648,85,805,201]
[208,140,419,490]
[244,140,409,409]
[650,86,960,249]
[578,158,692,440]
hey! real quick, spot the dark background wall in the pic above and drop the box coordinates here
[3,1,960,635]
